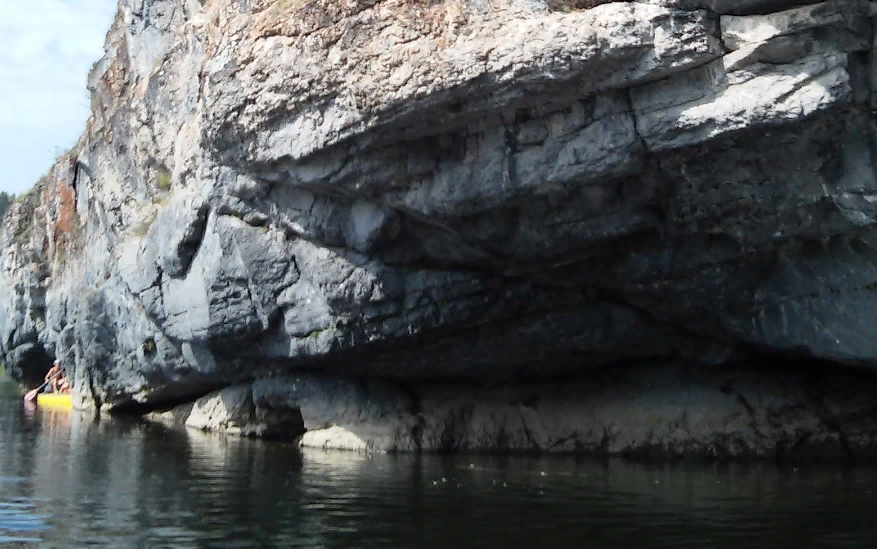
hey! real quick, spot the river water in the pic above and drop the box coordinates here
[1,394,876,548]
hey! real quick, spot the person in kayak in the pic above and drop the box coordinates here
[43,361,71,394]
[22,360,70,403]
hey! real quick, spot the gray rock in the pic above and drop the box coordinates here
[150,192,210,278]
[150,363,877,461]
[3,0,877,458]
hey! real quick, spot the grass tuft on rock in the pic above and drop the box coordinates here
[157,170,172,191]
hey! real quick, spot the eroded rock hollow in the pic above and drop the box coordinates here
[3,0,877,460]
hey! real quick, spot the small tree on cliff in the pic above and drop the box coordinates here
[0,192,14,221]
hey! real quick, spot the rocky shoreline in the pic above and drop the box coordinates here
[142,359,877,462]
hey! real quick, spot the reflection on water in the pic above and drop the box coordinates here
[1,397,876,548]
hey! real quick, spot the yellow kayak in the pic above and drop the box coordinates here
[36,393,73,410]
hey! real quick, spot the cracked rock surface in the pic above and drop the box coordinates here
[3,0,877,458]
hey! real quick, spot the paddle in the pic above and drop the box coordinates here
[23,370,62,403]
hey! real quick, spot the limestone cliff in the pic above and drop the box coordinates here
[3,0,877,459]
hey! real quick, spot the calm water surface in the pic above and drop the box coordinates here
[1,393,876,548]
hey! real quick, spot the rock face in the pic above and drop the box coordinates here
[3,0,877,459]
[150,363,877,460]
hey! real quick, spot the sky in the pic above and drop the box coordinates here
[0,0,118,195]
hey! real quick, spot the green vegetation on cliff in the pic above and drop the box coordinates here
[0,192,15,221]
[0,365,19,398]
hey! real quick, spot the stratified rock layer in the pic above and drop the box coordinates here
[3,0,877,458]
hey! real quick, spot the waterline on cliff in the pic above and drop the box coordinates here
[140,357,877,462]
[2,397,876,548]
